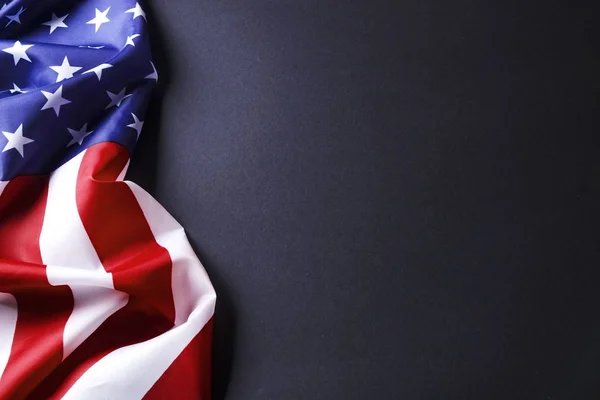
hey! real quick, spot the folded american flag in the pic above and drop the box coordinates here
[0,1,216,398]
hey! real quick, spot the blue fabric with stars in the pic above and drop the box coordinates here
[0,0,157,181]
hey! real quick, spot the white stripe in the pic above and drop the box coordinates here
[60,182,216,400]
[0,293,17,382]
[127,182,215,326]
[40,151,128,359]
[116,159,130,182]
[40,152,105,272]
[0,181,8,198]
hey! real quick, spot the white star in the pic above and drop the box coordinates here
[67,123,93,146]
[42,13,68,34]
[9,83,26,94]
[125,34,141,47]
[145,61,158,82]
[2,41,33,65]
[127,113,144,137]
[83,63,113,80]
[50,56,82,82]
[86,7,110,32]
[125,3,146,21]
[5,6,25,27]
[105,88,132,109]
[2,124,34,157]
[41,85,71,116]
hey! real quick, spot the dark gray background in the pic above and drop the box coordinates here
[128,1,600,398]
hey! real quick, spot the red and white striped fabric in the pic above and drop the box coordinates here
[0,142,215,399]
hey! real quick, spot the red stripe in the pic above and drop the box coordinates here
[0,177,49,264]
[75,143,175,322]
[0,176,73,400]
[143,318,214,400]
[31,142,176,398]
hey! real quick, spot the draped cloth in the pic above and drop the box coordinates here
[0,1,215,398]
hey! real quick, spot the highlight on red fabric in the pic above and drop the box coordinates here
[0,143,216,399]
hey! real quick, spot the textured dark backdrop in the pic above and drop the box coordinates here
[127,1,600,399]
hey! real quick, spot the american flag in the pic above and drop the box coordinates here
[0,1,216,398]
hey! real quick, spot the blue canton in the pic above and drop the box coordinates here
[0,0,157,181]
